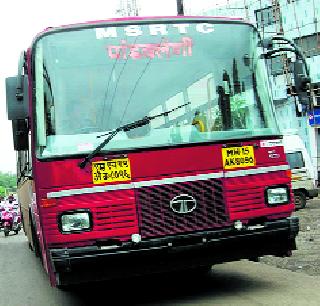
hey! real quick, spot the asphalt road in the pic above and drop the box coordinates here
[260,197,320,275]
[1,231,320,306]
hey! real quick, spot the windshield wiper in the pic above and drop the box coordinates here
[79,102,190,169]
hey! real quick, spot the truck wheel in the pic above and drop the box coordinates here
[294,191,307,210]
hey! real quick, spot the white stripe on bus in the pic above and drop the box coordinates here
[46,164,289,198]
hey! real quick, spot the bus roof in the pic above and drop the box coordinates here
[36,15,247,39]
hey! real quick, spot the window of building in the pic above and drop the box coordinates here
[294,34,320,57]
[255,6,276,28]
[270,56,284,75]
[269,55,293,76]
[287,0,302,3]
[313,82,320,104]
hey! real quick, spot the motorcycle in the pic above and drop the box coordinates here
[0,203,5,230]
[1,204,22,237]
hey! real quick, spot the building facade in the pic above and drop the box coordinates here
[188,0,320,179]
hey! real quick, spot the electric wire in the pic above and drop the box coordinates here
[103,36,140,128]
[118,50,154,126]
[99,52,121,127]
[117,36,166,127]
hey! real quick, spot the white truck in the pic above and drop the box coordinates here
[283,134,318,209]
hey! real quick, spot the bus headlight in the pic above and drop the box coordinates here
[266,186,289,205]
[59,210,92,233]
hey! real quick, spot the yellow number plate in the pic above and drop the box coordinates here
[92,158,132,184]
[222,146,256,170]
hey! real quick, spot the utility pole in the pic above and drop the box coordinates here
[117,0,140,17]
[271,0,293,97]
[177,0,184,16]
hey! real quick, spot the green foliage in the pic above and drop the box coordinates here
[0,172,17,196]
[211,94,248,131]
[0,186,5,197]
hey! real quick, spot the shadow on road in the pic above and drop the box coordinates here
[69,265,273,305]
[0,231,19,238]
[3,233,320,306]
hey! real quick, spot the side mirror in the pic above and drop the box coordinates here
[6,76,29,120]
[261,36,312,107]
[6,51,30,151]
[12,119,29,151]
[6,51,29,120]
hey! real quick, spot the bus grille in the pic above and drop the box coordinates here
[136,179,228,238]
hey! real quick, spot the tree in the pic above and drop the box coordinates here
[0,186,5,197]
[0,171,17,196]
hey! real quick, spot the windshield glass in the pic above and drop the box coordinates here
[34,20,279,158]
[286,152,304,169]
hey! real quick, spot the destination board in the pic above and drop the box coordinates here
[92,158,131,184]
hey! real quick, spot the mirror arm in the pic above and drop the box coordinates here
[262,47,295,58]
[270,36,310,77]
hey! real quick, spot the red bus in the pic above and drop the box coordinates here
[6,16,302,287]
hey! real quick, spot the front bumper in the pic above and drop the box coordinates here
[50,216,299,286]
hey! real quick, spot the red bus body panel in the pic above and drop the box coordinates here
[34,140,294,248]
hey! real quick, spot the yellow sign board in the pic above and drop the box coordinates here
[92,158,131,184]
[222,146,256,170]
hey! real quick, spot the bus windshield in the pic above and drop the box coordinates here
[34,20,280,158]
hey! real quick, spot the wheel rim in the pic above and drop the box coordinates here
[294,196,302,207]
[294,193,305,209]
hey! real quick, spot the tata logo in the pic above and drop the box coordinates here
[170,194,197,214]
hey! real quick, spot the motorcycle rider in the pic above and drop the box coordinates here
[0,198,4,228]
[8,194,15,203]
